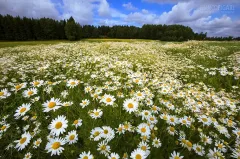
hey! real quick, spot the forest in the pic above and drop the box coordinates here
[0,14,238,41]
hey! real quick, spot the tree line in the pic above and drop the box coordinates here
[0,14,239,41]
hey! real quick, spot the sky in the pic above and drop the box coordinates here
[0,0,240,37]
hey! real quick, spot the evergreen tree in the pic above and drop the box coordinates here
[65,17,78,41]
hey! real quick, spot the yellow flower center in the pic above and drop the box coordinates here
[141,146,147,151]
[106,98,112,103]
[169,127,175,132]
[34,81,40,86]
[83,156,88,159]
[218,144,223,148]
[111,157,116,159]
[55,122,62,129]
[94,131,100,136]
[48,102,56,108]
[186,141,192,147]
[118,127,123,131]
[202,118,208,122]
[137,93,142,96]
[196,147,201,152]
[28,91,33,96]
[135,79,139,83]
[150,117,154,121]
[73,120,78,124]
[237,131,240,136]
[152,106,157,111]
[70,81,76,85]
[170,118,175,122]
[100,145,106,150]
[94,112,99,116]
[69,135,75,140]
[0,92,4,96]
[20,107,26,113]
[36,140,40,145]
[104,130,108,134]
[15,85,22,90]
[182,120,187,124]
[136,154,142,159]
[1,125,6,130]
[20,137,27,144]
[51,142,60,150]
[174,157,180,159]
[163,115,168,120]
[128,103,134,108]
[141,127,146,133]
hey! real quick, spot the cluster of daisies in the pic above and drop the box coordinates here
[0,41,239,159]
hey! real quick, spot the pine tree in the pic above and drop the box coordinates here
[65,17,78,41]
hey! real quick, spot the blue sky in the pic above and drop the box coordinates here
[0,0,239,37]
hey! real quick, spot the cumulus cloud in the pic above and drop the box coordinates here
[123,2,138,10]
[0,0,59,19]
[98,0,111,17]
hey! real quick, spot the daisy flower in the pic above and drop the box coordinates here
[90,127,103,141]
[141,110,151,120]
[32,80,44,87]
[89,109,103,119]
[108,152,120,159]
[115,124,125,135]
[101,126,115,142]
[97,141,111,156]
[123,98,138,114]
[137,123,151,137]
[72,119,83,129]
[66,79,79,88]
[45,137,66,156]
[14,132,31,151]
[207,148,224,159]
[13,83,26,92]
[130,148,147,159]
[23,152,32,159]
[152,137,162,148]
[66,130,78,144]
[14,103,31,119]
[0,123,10,133]
[198,115,212,126]
[84,86,92,93]
[43,97,62,112]
[78,151,94,159]
[62,101,73,107]
[80,99,90,108]
[138,141,150,156]
[193,144,205,156]
[23,88,37,98]
[167,115,178,126]
[49,115,68,136]
[169,151,184,159]
[33,138,42,148]
[102,94,116,106]
[0,88,11,99]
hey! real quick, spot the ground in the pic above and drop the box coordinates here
[0,40,239,159]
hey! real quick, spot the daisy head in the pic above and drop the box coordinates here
[14,132,31,151]
[14,103,31,119]
[45,137,66,156]
[72,119,83,128]
[130,148,147,159]
[66,130,78,144]
[49,115,68,136]
[43,98,62,112]
[78,151,94,159]
[123,98,138,114]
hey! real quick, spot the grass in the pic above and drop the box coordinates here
[0,40,70,48]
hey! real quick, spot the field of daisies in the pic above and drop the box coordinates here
[0,40,240,159]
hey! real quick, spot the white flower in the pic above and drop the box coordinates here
[48,115,68,136]
[130,148,147,159]
[123,98,138,114]
[78,151,94,159]
[43,98,62,112]
[14,103,31,119]
[14,132,31,151]
[0,88,11,99]
[45,137,66,156]
[65,130,78,144]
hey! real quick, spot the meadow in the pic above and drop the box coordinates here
[0,40,239,159]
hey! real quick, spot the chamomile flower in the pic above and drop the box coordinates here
[14,132,31,151]
[72,119,83,128]
[33,138,42,148]
[66,79,79,88]
[80,99,90,108]
[137,123,150,137]
[90,127,103,141]
[108,152,120,159]
[23,88,37,98]
[66,130,78,144]
[14,103,31,119]
[89,109,103,119]
[32,80,44,87]
[97,141,111,156]
[167,126,177,136]
[207,148,224,159]
[62,101,73,107]
[43,98,62,112]
[130,148,147,159]
[116,124,125,134]
[45,137,66,156]
[169,151,183,159]
[152,137,162,148]
[138,141,150,156]
[193,144,205,156]
[49,115,68,136]
[198,115,212,126]
[0,123,10,133]
[23,152,32,159]
[13,83,26,92]
[78,151,94,159]
[0,88,11,99]
[123,98,138,114]
[102,94,116,106]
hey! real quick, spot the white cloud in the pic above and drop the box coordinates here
[0,0,59,19]
[123,2,138,10]
[98,0,111,17]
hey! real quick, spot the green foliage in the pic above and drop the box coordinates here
[65,17,78,41]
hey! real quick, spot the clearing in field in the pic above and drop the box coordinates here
[0,40,240,159]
